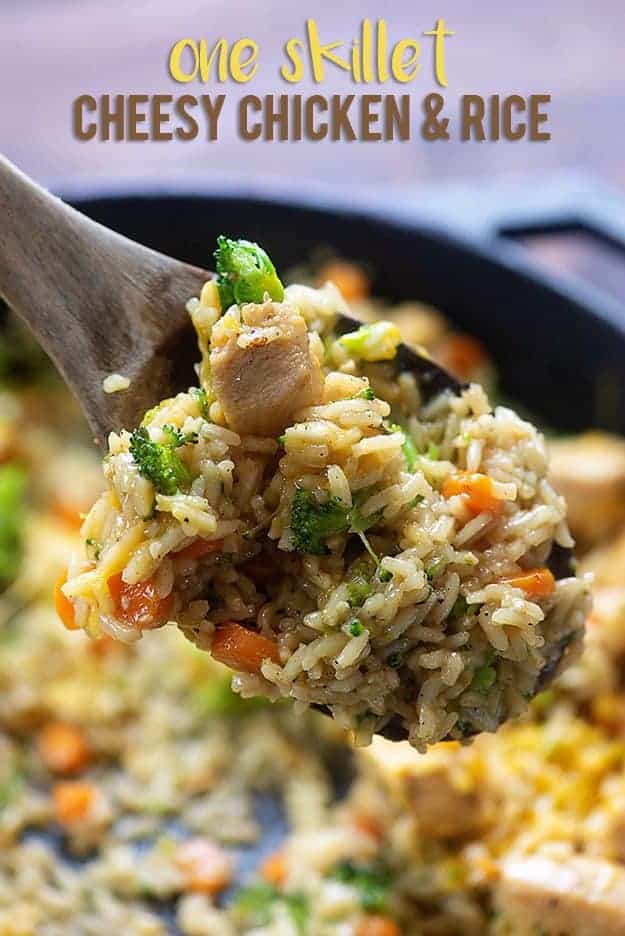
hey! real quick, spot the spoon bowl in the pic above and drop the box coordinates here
[0,156,575,738]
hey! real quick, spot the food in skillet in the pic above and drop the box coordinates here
[60,238,590,750]
[2,272,625,934]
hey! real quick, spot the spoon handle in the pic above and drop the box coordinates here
[0,155,208,444]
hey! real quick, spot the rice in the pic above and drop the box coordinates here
[0,283,622,935]
[63,272,590,751]
[102,373,131,394]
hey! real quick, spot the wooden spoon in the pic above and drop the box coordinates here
[0,157,574,737]
[0,155,209,447]
[0,156,464,448]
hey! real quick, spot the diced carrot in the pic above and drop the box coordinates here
[55,571,78,630]
[504,567,556,597]
[261,850,288,886]
[442,471,505,517]
[435,333,488,381]
[355,916,402,936]
[318,260,370,302]
[88,635,118,658]
[53,781,95,824]
[107,572,173,630]
[39,723,90,774]
[211,622,280,674]
[52,497,85,531]
[175,838,233,895]
[351,812,384,842]
[174,539,223,561]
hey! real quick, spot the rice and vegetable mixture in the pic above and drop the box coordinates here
[62,239,589,750]
[3,262,625,934]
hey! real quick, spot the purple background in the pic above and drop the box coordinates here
[1,0,624,194]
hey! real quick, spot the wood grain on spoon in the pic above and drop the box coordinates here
[0,155,209,447]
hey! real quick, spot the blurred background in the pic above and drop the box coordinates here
[1,0,624,195]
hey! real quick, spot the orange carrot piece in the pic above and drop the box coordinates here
[318,260,370,302]
[39,723,90,774]
[174,539,223,561]
[55,571,78,630]
[261,850,288,886]
[442,471,505,517]
[435,333,488,381]
[107,572,173,630]
[175,838,233,895]
[211,622,280,674]
[355,916,402,936]
[351,812,384,842]
[88,635,118,658]
[53,781,95,824]
[505,567,556,597]
[52,497,85,531]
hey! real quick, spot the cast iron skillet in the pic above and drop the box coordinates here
[22,188,625,923]
[67,188,625,435]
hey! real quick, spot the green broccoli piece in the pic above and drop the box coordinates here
[161,424,198,447]
[191,677,268,716]
[346,578,374,608]
[471,665,497,693]
[331,860,393,913]
[214,236,284,309]
[388,423,420,472]
[290,488,350,555]
[232,883,308,933]
[191,387,210,419]
[0,464,26,587]
[337,321,400,362]
[129,426,192,496]
[350,489,384,534]
[346,557,375,606]
[355,386,375,401]
[290,487,387,558]
[0,763,22,809]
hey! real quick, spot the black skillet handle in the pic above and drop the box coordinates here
[477,181,625,310]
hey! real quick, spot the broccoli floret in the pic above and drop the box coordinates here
[331,860,393,913]
[346,577,373,608]
[214,236,284,309]
[350,489,384,534]
[191,387,210,419]
[129,426,192,496]
[290,488,350,555]
[161,424,198,447]
[232,883,308,933]
[471,664,497,693]
[338,321,400,362]
[290,487,387,558]
[389,423,420,472]
[0,464,26,587]
[191,677,268,716]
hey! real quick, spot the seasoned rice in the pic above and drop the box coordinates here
[63,247,590,750]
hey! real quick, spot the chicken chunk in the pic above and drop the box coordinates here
[495,854,625,936]
[361,737,485,839]
[210,302,323,437]
[549,432,625,547]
